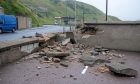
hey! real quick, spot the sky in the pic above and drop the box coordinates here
[77,0,140,21]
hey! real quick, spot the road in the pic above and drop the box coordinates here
[0,25,71,41]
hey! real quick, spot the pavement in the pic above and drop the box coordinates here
[0,48,139,84]
[0,25,71,41]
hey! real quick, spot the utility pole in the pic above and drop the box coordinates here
[75,0,77,28]
[65,0,68,17]
[106,0,108,21]
[82,4,85,23]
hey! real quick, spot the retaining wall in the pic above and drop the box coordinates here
[78,22,140,52]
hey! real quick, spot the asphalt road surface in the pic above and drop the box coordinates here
[0,25,71,41]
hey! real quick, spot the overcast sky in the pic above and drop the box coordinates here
[77,0,140,21]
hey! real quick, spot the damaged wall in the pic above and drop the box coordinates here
[78,24,140,52]
[0,34,57,66]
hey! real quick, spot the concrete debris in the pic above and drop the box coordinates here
[94,46,102,52]
[73,78,77,80]
[79,56,110,67]
[36,66,41,69]
[102,48,109,53]
[47,46,55,49]
[62,75,66,78]
[82,35,91,39]
[36,74,39,76]
[60,61,69,67]
[95,66,109,73]
[90,50,99,56]
[46,52,70,58]
[105,63,138,77]
[79,56,95,66]
[52,58,61,63]
[55,47,63,52]
[43,56,49,61]
[62,38,71,46]
[70,75,74,78]
[119,61,125,64]
[108,53,124,58]
[38,52,46,57]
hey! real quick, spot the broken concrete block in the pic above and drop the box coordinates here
[79,56,95,66]
[94,46,102,52]
[53,58,61,63]
[60,61,69,67]
[46,52,70,58]
[43,56,49,61]
[55,47,63,52]
[62,38,70,46]
[82,35,91,39]
[102,48,109,52]
[96,66,109,73]
[105,63,138,77]
[90,50,99,56]
[79,56,110,66]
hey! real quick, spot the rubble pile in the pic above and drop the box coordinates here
[20,32,138,78]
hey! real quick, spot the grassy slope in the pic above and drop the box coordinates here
[1,0,120,26]
[20,0,120,24]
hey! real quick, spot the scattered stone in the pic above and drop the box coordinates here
[95,59,111,64]
[36,74,39,76]
[43,56,49,61]
[55,66,59,68]
[36,66,41,69]
[79,56,111,66]
[70,75,74,78]
[62,75,66,78]
[102,52,107,55]
[94,47,102,52]
[79,56,95,66]
[16,62,20,64]
[45,66,50,68]
[90,50,99,56]
[108,57,112,60]
[102,48,109,52]
[82,35,91,39]
[119,61,125,64]
[73,52,77,55]
[73,78,77,80]
[105,63,138,77]
[53,58,61,63]
[55,47,63,52]
[38,52,46,56]
[79,50,84,54]
[60,61,69,67]
[95,66,109,73]
[62,38,70,46]
[46,52,70,58]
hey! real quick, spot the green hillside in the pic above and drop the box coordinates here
[0,0,120,26]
